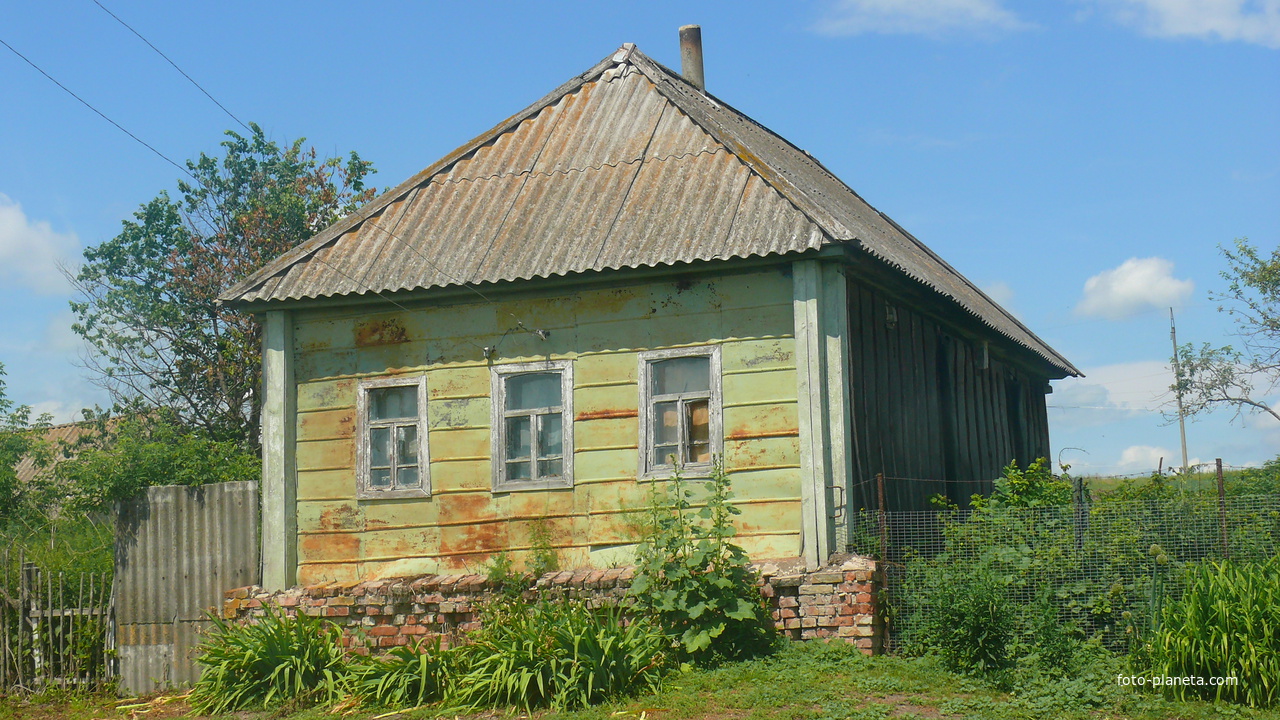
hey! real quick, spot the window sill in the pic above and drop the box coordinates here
[639,464,715,481]
[357,487,431,501]
[492,478,574,493]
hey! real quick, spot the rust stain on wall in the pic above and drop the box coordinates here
[725,428,800,442]
[300,532,360,560]
[575,409,640,421]
[354,318,409,347]
[318,505,363,532]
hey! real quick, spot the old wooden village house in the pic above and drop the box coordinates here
[222,38,1080,590]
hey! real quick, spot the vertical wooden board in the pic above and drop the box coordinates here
[297,470,355,501]
[297,499,364,533]
[297,378,356,412]
[722,337,796,373]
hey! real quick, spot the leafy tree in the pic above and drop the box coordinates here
[0,363,53,518]
[1172,239,1279,423]
[55,414,259,513]
[70,124,376,448]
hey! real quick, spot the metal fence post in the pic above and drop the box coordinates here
[876,473,887,562]
[1216,458,1229,560]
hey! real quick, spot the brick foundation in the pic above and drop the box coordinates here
[224,555,881,655]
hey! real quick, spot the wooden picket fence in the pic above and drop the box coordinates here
[0,549,112,692]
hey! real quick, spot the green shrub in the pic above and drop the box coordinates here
[913,566,1013,676]
[1145,557,1280,708]
[451,598,670,711]
[190,609,349,713]
[629,462,776,665]
[345,638,454,709]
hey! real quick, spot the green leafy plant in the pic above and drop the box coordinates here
[451,598,670,711]
[970,458,1074,511]
[527,517,561,577]
[913,565,1013,676]
[629,462,776,664]
[190,609,349,713]
[345,638,454,709]
[1146,556,1280,708]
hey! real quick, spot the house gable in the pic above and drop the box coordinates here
[222,44,1077,379]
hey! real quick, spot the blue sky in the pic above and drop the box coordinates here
[2,1,1277,475]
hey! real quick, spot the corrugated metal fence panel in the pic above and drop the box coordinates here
[114,481,259,694]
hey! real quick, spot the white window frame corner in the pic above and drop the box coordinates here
[637,345,723,481]
[490,359,575,493]
[355,374,430,500]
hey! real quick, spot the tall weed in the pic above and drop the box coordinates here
[190,609,349,713]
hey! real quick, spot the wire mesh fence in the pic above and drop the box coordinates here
[847,485,1280,654]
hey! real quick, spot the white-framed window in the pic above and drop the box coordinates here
[638,346,722,479]
[490,360,574,492]
[356,375,429,499]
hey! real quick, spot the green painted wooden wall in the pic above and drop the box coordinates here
[288,268,802,583]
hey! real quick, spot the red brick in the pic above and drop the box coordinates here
[368,625,398,637]
[778,596,799,608]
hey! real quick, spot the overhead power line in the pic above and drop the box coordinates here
[90,0,250,132]
[0,35,195,181]
[3,30,542,348]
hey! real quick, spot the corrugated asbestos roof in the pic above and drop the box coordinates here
[222,44,1078,377]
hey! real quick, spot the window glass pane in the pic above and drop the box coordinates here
[506,415,531,461]
[652,356,709,395]
[396,425,418,466]
[653,444,679,467]
[686,399,711,463]
[537,413,562,459]
[370,427,390,467]
[507,460,531,481]
[370,467,392,488]
[538,458,562,478]
[370,385,418,420]
[396,466,418,488]
[506,373,560,411]
[654,401,679,445]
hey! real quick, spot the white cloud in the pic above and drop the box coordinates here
[1092,0,1280,48]
[0,194,78,294]
[1049,360,1173,427]
[981,280,1016,306]
[1075,257,1194,320]
[813,0,1033,37]
[1116,445,1205,473]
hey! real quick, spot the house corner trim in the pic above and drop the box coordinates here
[261,310,297,590]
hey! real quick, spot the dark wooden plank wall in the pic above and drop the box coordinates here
[846,280,1051,513]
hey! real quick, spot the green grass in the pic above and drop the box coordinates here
[5,641,1279,720]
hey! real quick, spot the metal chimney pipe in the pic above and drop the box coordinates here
[679,25,705,91]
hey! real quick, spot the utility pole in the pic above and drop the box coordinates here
[1170,308,1190,479]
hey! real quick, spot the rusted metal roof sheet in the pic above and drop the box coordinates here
[222,45,1077,377]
